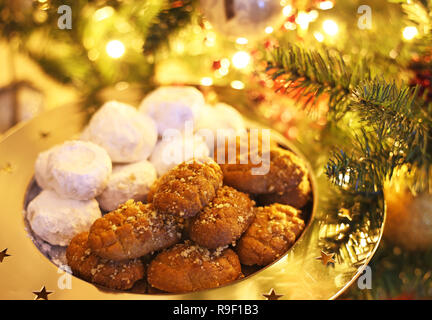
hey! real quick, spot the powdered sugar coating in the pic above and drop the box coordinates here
[27,190,102,246]
[195,103,246,153]
[35,140,112,200]
[139,86,205,133]
[150,134,210,176]
[97,160,157,211]
[82,101,158,163]
[34,146,59,190]
[38,140,112,200]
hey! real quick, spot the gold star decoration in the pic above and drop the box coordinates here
[263,288,284,300]
[33,286,53,300]
[316,251,336,266]
[0,163,14,174]
[0,248,11,263]
[39,131,51,139]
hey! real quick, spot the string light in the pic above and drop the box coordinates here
[308,10,319,22]
[236,37,248,45]
[231,80,245,90]
[283,5,293,17]
[319,1,334,10]
[322,19,339,36]
[204,31,216,47]
[402,26,418,40]
[284,22,296,30]
[94,6,114,21]
[296,11,312,30]
[314,32,324,42]
[232,51,251,69]
[265,26,274,34]
[106,40,125,58]
[200,77,213,86]
[221,58,230,69]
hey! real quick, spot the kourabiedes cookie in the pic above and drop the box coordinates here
[88,200,182,261]
[27,190,101,246]
[97,160,157,212]
[236,204,305,266]
[66,232,144,291]
[187,186,255,249]
[35,140,112,200]
[147,242,242,293]
[152,159,223,218]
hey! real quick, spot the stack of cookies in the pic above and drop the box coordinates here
[27,86,312,293]
[66,146,310,293]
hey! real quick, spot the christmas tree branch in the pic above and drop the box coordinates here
[326,79,432,192]
[143,0,197,54]
[266,45,372,119]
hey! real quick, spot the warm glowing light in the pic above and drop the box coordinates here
[319,1,334,10]
[282,5,293,17]
[402,26,418,40]
[218,67,229,76]
[296,11,312,30]
[231,80,245,90]
[200,77,213,86]
[232,51,251,69]
[322,19,339,36]
[221,58,230,69]
[94,6,114,21]
[204,31,216,47]
[308,10,319,22]
[284,22,296,30]
[314,32,324,42]
[236,37,248,45]
[265,26,274,34]
[106,40,125,59]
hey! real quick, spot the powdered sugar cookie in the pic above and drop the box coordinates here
[97,160,157,211]
[27,190,102,246]
[38,140,112,200]
[139,86,205,134]
[149,134,210,176]
[82,101,157,163]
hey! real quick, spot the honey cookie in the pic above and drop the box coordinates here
[88,200,182,261]
[256,174,312,209]
[152,159,223,218]
[147,242,242,293]
[236,204,305,266]
[187,186,255,249]
[66,232,145,291]
[221,147,308,195]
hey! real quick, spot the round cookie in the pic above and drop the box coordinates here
[66,232,145,291]
[187,186,255,249]
[97,161,157,212]
[37,140,112,200]
[139,86,205,134]
[27,190,102,246]
[152,159,223,218]
[150,134,210,176]
[236,204,305,266]
[88,200,182,261]
[34,146,59,190]
[147,242,242,293]
[256,175,312,209]
[221,147,308,195]
[82,101,157,163]
[195,103,246,152]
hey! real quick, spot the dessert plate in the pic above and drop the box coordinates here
[0,103,385,300]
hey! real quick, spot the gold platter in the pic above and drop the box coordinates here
[0,102,385,300]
